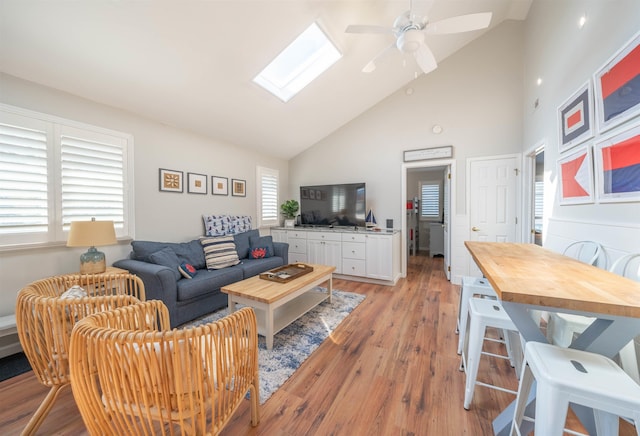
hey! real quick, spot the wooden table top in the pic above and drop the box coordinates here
[464,242,640,318]
[221,264,335,304]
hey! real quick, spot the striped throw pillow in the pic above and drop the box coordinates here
[200,236,240,270]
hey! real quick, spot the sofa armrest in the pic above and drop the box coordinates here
[273,242,289,264]
[112,259,179,312]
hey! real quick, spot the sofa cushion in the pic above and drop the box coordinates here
[233,229,259,259]
[239,257,285,279]
[148,247,181,280]
[250,235,274,257]
[228,215,252,234]
[202,214,231,237]
[176,267,243,301]
[178,262,197,279]
[249,246,271,259]
[200,236,241,269]
[132,240,206,269]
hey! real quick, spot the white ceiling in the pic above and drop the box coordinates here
[0,1,531,160]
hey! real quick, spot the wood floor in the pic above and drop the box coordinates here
[0,253,635,435]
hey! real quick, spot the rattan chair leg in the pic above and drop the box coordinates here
[21,384,67,436]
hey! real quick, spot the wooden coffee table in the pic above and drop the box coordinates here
[221,264,335,350]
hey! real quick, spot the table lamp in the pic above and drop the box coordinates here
[67,218,117,274]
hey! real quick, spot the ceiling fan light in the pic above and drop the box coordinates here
[397,29,424,53]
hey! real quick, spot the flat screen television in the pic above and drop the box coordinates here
[299,183,366,228]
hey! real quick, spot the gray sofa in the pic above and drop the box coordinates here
[114,229,288,327]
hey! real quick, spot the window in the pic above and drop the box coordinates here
[0,104,133,248]
[253,22,342,102]
[256,166,279,228]
[420,181,441,219]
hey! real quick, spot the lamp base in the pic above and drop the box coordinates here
[79,247,107,274]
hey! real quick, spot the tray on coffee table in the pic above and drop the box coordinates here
[259,263,314,283]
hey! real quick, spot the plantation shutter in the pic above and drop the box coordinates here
[534,181,544,218]
[420,183,440,218]
[60,126,126,231]
[257,166,279,227]
[0,115,50,241]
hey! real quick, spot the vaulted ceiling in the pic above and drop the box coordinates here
[0,1,531,159]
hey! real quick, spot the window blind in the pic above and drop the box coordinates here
[0,122,49,235]
[420,183,440,218]
[257,166,279,227]
[60,129,125,230]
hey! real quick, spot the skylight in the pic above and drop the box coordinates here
[253,22,342,103]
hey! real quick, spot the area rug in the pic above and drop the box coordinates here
[183,288,365,404]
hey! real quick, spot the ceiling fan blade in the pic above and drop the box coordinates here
[361,42,397,73]
[425,12,492,35]
[415,43,437,74]
[345,24,394,34]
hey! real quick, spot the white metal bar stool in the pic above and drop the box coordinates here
[461,297,520,410]
[510,342,640,436]
[457,276,497,355]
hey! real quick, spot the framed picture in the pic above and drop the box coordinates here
[593,124,640,203]
[211,176,228,195]
[558,81,593,152]
[231,178,246,197]
[159,168,183,193]
[187,172,207,194]
[594,31,640,133]
[557,146,594,205]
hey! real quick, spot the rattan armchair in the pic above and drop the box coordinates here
[15,272,145,435]
[69,301,260,435]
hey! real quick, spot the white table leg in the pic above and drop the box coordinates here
[228,295,236,313]
[327,276,333,304]
[266,305,274,350]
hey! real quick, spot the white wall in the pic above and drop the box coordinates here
[0,73,288,316]
[290,20,524,281]
[521,1,640,262]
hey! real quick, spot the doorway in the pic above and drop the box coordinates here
[401,160,454,280]
[524,143,545,245]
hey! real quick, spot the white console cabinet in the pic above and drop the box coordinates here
[270,227,400,284]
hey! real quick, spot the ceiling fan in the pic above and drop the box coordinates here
[345,1,492,75]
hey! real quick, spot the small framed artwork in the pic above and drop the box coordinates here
[187,172,207,194]
[557,145,594,205]
[594,31,640,133]
[593,124,640,203]
[212,176,228,196]
[159,168,183,193]
[558,81,593,153]
[232,179,246,197]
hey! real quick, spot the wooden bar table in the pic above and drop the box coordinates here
[465,241,640,436]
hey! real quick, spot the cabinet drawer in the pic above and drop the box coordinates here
[342,233,366,243]
[342,259,366,276]
[289,253,308,264]
[342,242,366,259]
[286,230,307,239]
[307,231,341,242]
[288,238,307,254]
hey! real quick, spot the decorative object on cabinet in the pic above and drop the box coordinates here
[557,145,594,205]
[593,123,640,203]
[67,218,117,274]
[187,172,207,194]
[365,209,377,229]
[558,81,594,152]
[232,178,246,197]
[594,31,640,133]
[159,168,183,192]
[280,199,299,228]
[211,176,228,195]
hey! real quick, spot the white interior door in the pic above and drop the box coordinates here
[468,155,520,273]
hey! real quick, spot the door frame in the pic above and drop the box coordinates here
[401,159,455,279]
[522,139,545,244]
